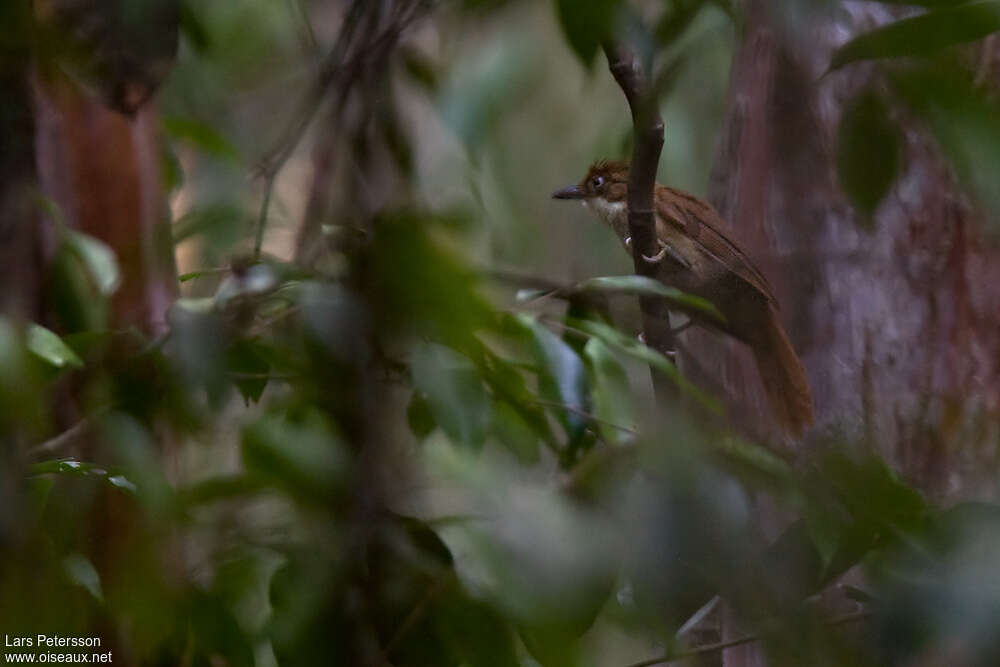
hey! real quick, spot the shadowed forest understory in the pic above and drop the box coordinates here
[2,1,1000,666]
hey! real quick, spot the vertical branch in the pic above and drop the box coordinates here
[603,40,677,398]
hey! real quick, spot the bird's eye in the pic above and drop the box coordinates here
[590,175,605,190]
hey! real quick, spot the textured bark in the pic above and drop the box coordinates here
[689,1,1000,665]
[687,0,1000,495]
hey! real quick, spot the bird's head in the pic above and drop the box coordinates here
[552,160,629,225]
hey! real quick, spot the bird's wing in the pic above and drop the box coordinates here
[656,187,778,303]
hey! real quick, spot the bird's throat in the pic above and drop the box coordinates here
[586,198,630,242]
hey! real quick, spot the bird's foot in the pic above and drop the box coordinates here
[644,240,691,269]
[642,239,670,264]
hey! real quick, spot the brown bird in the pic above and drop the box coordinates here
[553,160,814,436]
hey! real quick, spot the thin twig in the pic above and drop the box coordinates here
[28,405,112,458]
[528,399,639,436]
[623,609,874,667]
[286,0,320,60]
[253,172,277,261]
[253,0,432,261]
[384,571,456,655]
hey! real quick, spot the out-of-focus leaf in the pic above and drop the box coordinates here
[569,317,721,413]
[407,391,437,439]
[29,458,136,496]
[26,476,54,516]
[401,46,439,92]
[583,338,636,446]
[299,282,369,364]
[892,64,1000,225]
[427,442,618,633]
[577,275,724,323]
[0,319,43,431]
[167,302,228,403]
[440,42,536,153]
[226,338,270,405]
[370,211,492,351]
[625,452,753,631]
[176,475,269,507]
[518,315,588,440]
[163,116,241,163]
[63,553,103,602]
[186,591,255,667]
[161,140,184,192]
[555,0,622,65]
[829,1,1000,70]
[172,203,246,246]
[377,93,414,177]
[491,400,541,463]
[836,90,902,219]
[242,411,350,503]
[411,343,492,450]
[27,324,84,369]
[178,268,227,282]
[64,229,121,296]
[655,0,704,48]
[178,1,211,53]
[479,342,559,451]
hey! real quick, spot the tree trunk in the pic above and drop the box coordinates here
[688,1,1000,663]
[34,72,176,334]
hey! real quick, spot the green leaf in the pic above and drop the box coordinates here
[829,1,1000,70]
[29,458,137,495]
[836,91,902,219]
[401,46,439,92]
[162,116,241,163]
[491,400,541,463]
[411,343,492,450]
[27,324,84,369]
[555,0,622,65]
[577,275,725,323]
[63,553,103,602]
[583,338,636,446]
[479,343,559,450]
[172,204,245,246]
[242,411,350,503]
[64,230,121,296]
[569,317,721,414]
[407,391,437,439]
[518,315,588,438]
[654,0,705,48]
[225,339,270,405]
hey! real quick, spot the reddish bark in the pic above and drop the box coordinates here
[34,73,176,334]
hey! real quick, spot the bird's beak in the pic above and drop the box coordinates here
[552,184,586,200]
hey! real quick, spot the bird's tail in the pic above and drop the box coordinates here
[748,305,814,437]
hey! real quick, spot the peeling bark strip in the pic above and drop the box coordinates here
[602,40,678,402]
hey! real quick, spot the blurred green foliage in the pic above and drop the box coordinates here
[3,1,1000,666]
